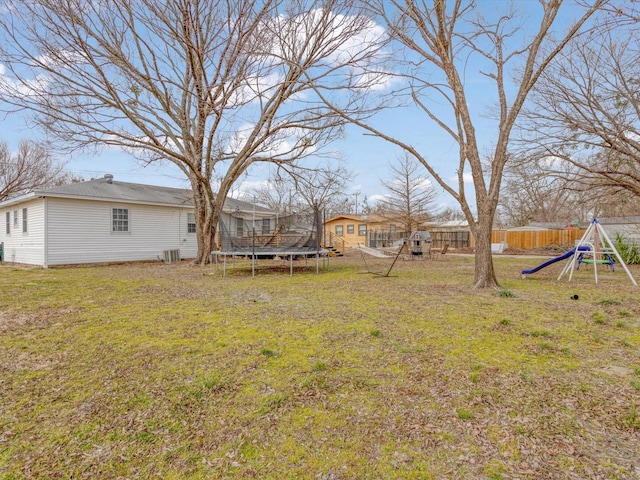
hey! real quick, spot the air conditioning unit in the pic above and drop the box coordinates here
[163,249,181,263]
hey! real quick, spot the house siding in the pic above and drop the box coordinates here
[0,199,46,265]
[324,215,407,249]
[44,198,197,265]
[597,220,640,243]
[324,216,369,248]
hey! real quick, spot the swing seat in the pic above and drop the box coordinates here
[577,253,615,271]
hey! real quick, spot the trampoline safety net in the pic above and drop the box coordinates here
[217,206,324,256]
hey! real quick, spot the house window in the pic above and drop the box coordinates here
[347,224,354,234]
[22,208,27,233]
[335,225,344,236]
[390,224,396,234]
[13,210,18,228]
[187,213,196,233]
[5,211,9,234]
[358,224,367,236]
[262,218,270,234]
[112,207,129,232]
[236,217,244,237]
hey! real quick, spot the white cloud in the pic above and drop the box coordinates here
[0,63,49,98]
[352,69,398,92]
[540,155,569,168]
[623,130,640,143]
[228,122,317,160]
[369,193,388,203]
[236,179,270,198]
[448,172,474,184]
[259,9,391,94]
[417,178,433,189]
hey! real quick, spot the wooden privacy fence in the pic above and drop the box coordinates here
[430,230,472,249]
[491,229,586,250]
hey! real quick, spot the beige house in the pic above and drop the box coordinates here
[323,214,408,252]
[323,215,368,251]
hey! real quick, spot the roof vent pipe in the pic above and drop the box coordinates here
[104,174,114,184]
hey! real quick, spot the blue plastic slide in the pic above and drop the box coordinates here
[521,246,591,275]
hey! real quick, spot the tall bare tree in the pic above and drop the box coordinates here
[498,155,590,227]
[251,174,296,214]
[251,162,353,220]
[518,23,640,202]
[279,163,353,210]
[0,140,71,201]
[500,152,640,227]
[325,0,614,288]
[376,152,437,234]
[0,0,386,263]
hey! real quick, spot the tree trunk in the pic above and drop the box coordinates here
[471,216,500,289]
[191,178,216,265]
[194,210,216,265]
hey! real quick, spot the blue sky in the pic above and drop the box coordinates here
[0,1,594,214]
[0,78,469,212]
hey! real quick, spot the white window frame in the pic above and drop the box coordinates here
[236,217,244,237]
[112,207,130,232]
[5,211,9,235]
[13,209,18,228]
[22,208,27,233]
[262,218,270,234]
[187,212,196,233]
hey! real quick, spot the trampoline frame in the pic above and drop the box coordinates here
[211,204,329,277]
[209,248,329,277]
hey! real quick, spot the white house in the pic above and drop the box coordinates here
[0,174,267,267]
[599,216,640,244]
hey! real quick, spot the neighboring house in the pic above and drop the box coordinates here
[0,174,268,267]
[599,216,640,244]
[323,214,368,250]
[323,214,407,250]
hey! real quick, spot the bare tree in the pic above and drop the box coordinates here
[376,152,437,234]
[498,155,591,227]
[518,24,640,202]
[0,0,386,263]
[326,1,614,288]
[280,163,353,210]
[250,162,353,217]
[501,151,640,226]
[251,174,296,214]
[326,195,354,218]
[0,140,71,201]
[433,206,466,223]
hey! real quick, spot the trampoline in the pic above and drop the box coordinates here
[210,206,329,277]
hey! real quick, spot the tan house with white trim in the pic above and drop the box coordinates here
[323,214,409,252]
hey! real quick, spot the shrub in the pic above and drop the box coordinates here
[614,233,640,265]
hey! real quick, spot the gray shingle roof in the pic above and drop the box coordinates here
[39,176,194,206]
[1,174,271,212]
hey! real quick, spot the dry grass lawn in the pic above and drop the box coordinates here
[0,253,639,479]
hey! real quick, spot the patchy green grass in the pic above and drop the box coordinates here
[0,254,639,479]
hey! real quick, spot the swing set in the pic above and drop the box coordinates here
[558,219,637,286]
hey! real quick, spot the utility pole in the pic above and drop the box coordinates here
[353,191,360,215]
